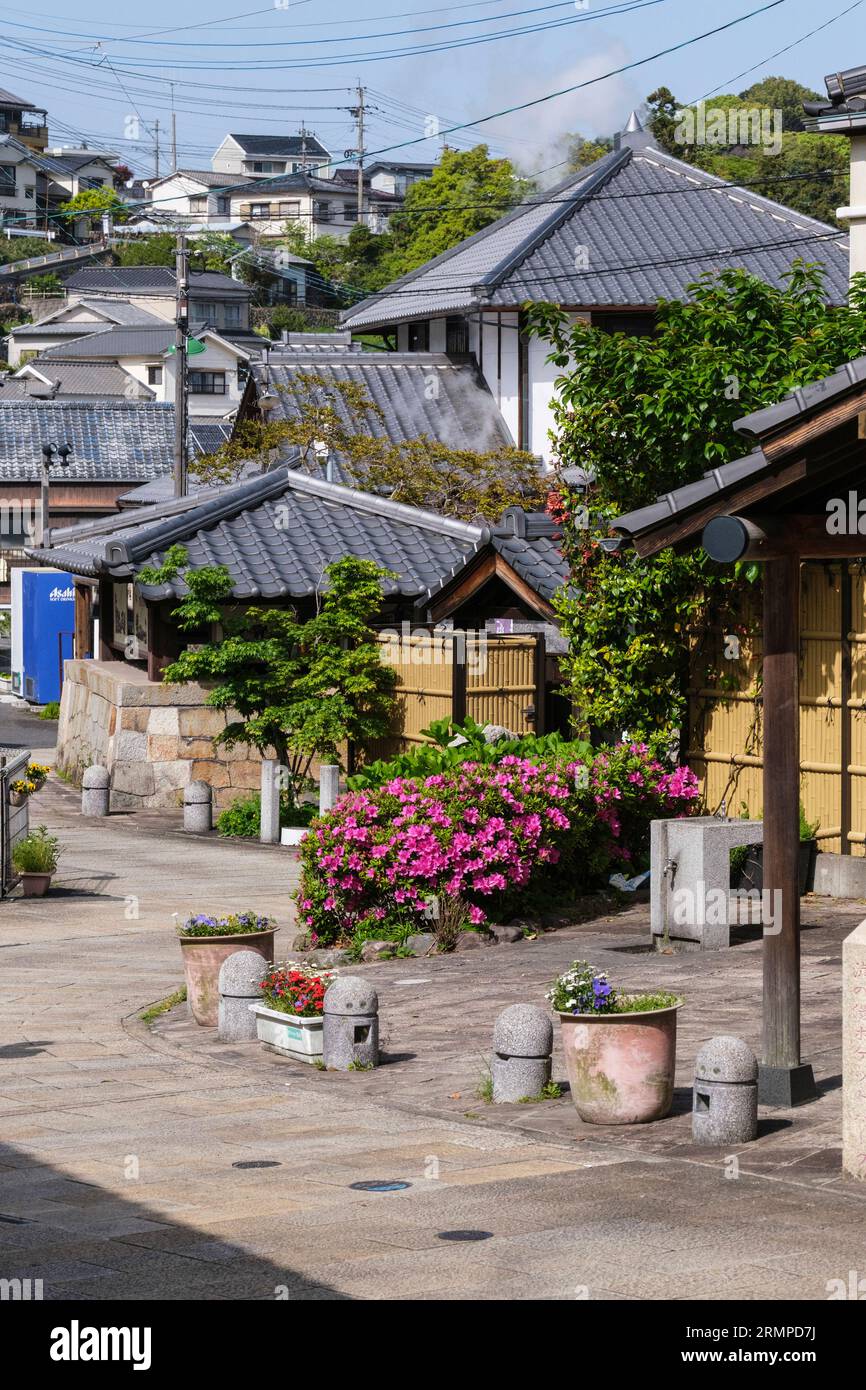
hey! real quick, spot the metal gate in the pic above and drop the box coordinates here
[0,748,30,897]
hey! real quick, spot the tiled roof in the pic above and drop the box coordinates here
[9,322,111,339]
[343,144,850,330]
[0,400,174,482]
[171,168,252,187]
[18,361,153,399]
[40,326,176,359]
[64,267,247,296]
[254,350,516,482]
[31,467,563,607]
[0,88,38,109]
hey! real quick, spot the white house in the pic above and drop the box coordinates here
[228,173,399,239]
[4,297,168,366]
[211,132,332,180]
[341,116,851,464]
[18,324,250,417]
[144,168,251,227]
[0,134,41,230]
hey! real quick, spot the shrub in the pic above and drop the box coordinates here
[298,743,700,946]
[12,826,60,874]
[216,791,317,839]
[348,717,592,791]
[176,910,273,938]
[38,702,60,720]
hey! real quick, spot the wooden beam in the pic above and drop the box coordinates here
[759,554,816,1105]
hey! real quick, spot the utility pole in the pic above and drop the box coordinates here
[38,442,72,547]
[173,233,188,497]
[154,119,160,179]
[355,84,365,228]
[170,83,177,173]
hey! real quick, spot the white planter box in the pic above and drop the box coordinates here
[280,826,309,847]
[249,1002,323,1062]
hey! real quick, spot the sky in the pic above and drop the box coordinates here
[0,0,863,182]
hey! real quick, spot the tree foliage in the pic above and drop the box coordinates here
[525,262,866,742]
[191,371,543,518]
[138,549,397,802]
[59,187,128,224]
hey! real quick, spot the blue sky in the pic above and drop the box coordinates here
[0,0,862,179]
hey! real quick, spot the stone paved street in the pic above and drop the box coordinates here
[1,776,865,1301]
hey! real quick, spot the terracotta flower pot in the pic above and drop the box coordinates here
[558,999,682,1125]
[19,871,52,897]
[179,929,275,1027]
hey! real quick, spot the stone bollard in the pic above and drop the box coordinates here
[323,975,379,1070]
[183,780,212,833]
[81,764,110,817]
[693,1036,759,1145]
[492,1004,553,1102]
[218,950,267,1043]
[319,764,340,815]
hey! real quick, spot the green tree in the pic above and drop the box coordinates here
[382,144,531,277]
[525,262,866,742]
[114,233,176,266]
[565,135,614,172]
[189,231,245,275]
[191,371,543,517]
[738,77,822,133]
[140,549,397,801]
[58,187,127,225]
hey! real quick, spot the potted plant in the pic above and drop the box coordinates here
[280,801,318,848]
[28,762,50,789]
[12,825,61,897]
[249,961,335,1062]
[0,671,12,694]
[175,911,276,1027]
[9,778,35,806]
[547,961,682,1125]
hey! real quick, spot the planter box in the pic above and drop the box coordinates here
[19,871,52,898]
[249,1002,323,1062]
[178,928,275,1027]
[558,999,682,1125]
[730,839,817,896]
[280,826,309,847]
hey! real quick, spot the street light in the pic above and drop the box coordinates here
[38,441,72,547]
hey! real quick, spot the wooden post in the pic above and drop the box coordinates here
[759,554,816,1106]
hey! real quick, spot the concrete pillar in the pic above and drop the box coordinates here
[260,758,280,844]
[183,780,212,833]
[838,132,866,277]
[81,764,110,817]
[843,918,866,1179]
[319,764,340,815]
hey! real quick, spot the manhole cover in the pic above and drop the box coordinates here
[349,1180,411,1192]
[437,1229,493,1242]
[232,1160,282,1170]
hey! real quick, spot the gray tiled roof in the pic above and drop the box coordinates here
[74,299,167,326]
[343,145,849,330]
[0,400,174,482]
[170,168,252,187]
[613,356,866,543]
[0,88,38,109]
[31,466,563,607]
[255,351,516,479]
[17,361,153,399]
[64,267,247,296]
[10,322,112,339]
[40,326,176,359]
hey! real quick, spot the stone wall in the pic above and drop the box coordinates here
[58,660,263,811]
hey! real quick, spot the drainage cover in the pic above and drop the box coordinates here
[349,1180,411,1192]
[232,1160,282,1170]
[437,1230,493,1242]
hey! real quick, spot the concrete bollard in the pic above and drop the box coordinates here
[260,758,281,844]
[491,1004,553,1102]
[218,950,267,1043]
[319,764,340,815]
[693,1036,759,1145]
[183,780,212,833]
[323,975,379,1070]
[81,764,110,817]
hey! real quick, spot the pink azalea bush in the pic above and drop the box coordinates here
[296,743,700,947]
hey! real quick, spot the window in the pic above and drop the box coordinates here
[343,203,357,222]
[279,201,300,218]
[24,186,34,200]
[189,195,207,214]
[592,311,655,337]
[189,371,226,395]
[146,365,162,386]
[190,300,219,323]
[250,160,281,173]
[407,321,429,352]
[221,303,242,328]
[445,316,469,355]
[0,164,15,191]
[250,202,272,219]
[314,201,332,222]
[216,196,230,216]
